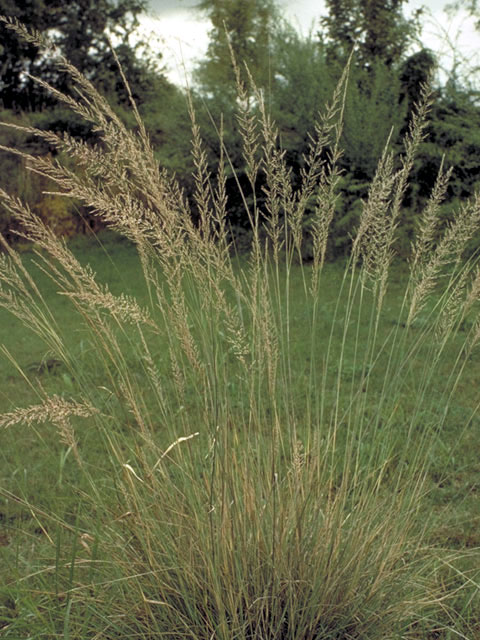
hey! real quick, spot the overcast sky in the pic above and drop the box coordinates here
[138,0,479,86]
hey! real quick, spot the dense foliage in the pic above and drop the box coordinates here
[0,0,480,258]
[189,0,480,258]
[0,0,152,111]
[0,1,187,240]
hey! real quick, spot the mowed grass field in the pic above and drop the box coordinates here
[0,232,479,638]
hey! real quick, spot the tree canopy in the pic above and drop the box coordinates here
[194,0,277,99]
[320,0,422,68]
[1,0,480,259]
[0,0,151,111]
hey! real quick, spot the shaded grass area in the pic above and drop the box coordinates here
[1,234,479,638]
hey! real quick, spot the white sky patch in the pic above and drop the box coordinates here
[278,0,325,33]
[139,0,480,87]
[138,10,210,87]
[410,6,480,81]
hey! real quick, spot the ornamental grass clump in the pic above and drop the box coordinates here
[0,17,479,639]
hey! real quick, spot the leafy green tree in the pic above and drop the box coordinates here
[320,0,421,68]
[270,25,335,155]
[327,60,406,254]
[409,85,480,208]
[314,0,438,256]
[194,0,277,101]
[0,2,190,242]
[0,0,149,111]
[342,62,406,177]
[188,0,280,241]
